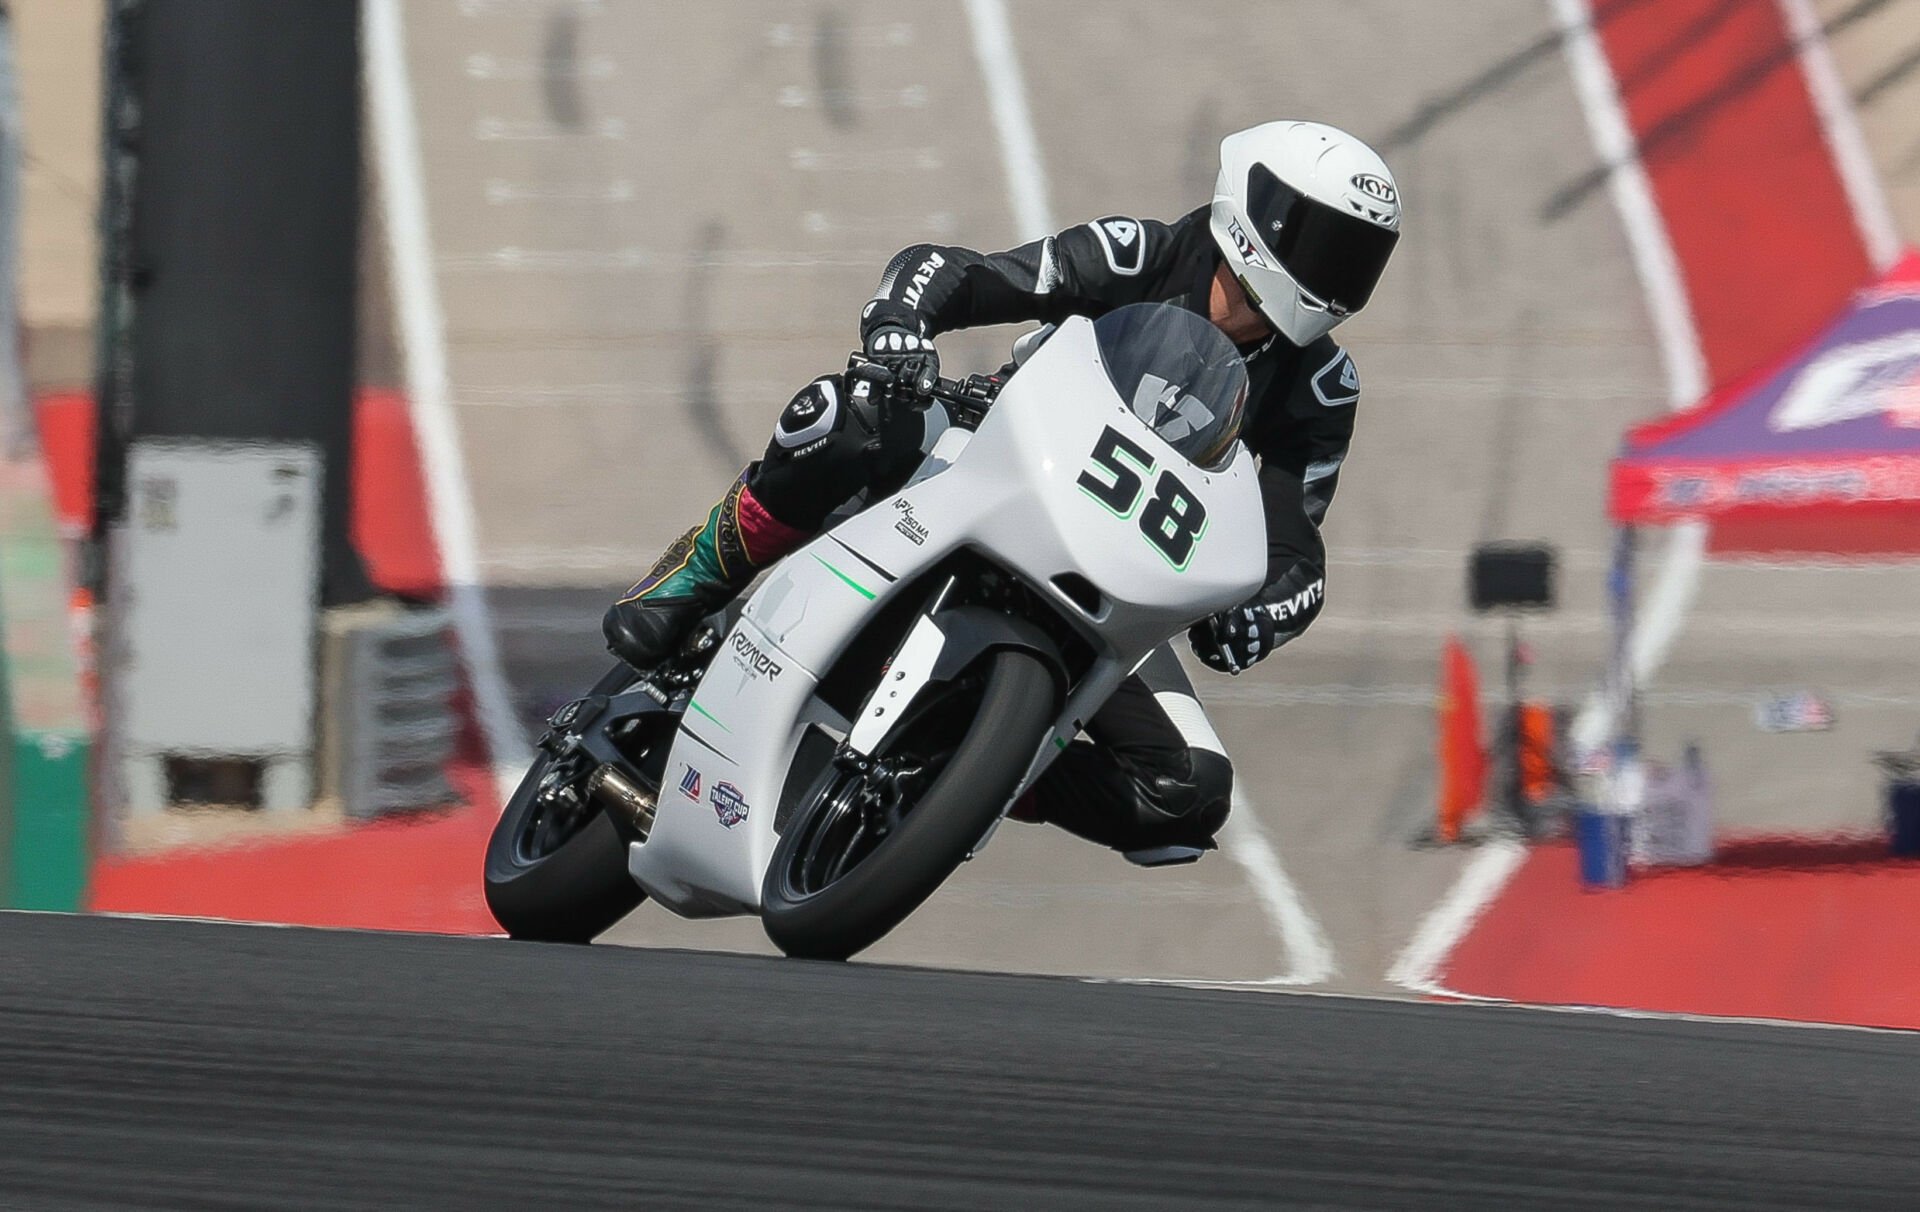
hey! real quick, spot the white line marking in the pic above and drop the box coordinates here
[466,52,615,81]
[1217,792,1338,985]
[1389,0,1715,997]
[766,21,913,49]
[961,0,1057,242]
[800,210,958,238]
[460,0,602,15]
[1385,838,1526,996]
[473,116,626,141]
[777,84,931,111]
[484,179,635,205]
[365,0,531,797]
[960,0,1326,984]
[790,147,943,173]
[1550,0,1707,409]
[1778,0,1903,273]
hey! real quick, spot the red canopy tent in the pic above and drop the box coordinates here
[1610,251,1920,557]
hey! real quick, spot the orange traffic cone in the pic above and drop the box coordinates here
[1436,635,1487,843]
[1517,701,1557,807]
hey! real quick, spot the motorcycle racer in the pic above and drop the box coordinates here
[602,121,1401,856]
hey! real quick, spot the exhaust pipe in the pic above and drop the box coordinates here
[586,764,657,840]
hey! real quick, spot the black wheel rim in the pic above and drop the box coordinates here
[779,673,985,900]
[513,754,600,865]
[511,668,668,867]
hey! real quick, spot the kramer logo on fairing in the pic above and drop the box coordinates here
[730,631,783,681]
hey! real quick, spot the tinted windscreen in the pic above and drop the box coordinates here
[1092,303,1249,470]
[1246,163,1399,312]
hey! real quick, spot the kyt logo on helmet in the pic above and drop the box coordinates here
[1209,121,1402,347]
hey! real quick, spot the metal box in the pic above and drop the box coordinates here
[109,441,320,813]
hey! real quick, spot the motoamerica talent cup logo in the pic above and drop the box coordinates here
[710,781,749,829]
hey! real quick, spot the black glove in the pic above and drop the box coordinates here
[1188,603,1296,675]
[862,316,940,399]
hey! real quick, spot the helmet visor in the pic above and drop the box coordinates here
[1246,163,1399,313]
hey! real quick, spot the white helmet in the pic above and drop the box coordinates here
[1209,121,1401,347]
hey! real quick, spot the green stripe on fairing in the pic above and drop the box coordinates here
[811,553,876,600]
[687,699,731,733]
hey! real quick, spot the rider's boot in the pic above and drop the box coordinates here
[603,469,809,670]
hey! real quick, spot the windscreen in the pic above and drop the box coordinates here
[1092,303,1250,470]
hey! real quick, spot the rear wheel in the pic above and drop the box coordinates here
[762,649,1056,960]
[484,664,648,942]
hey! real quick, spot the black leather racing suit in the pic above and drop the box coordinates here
[745,209,1361,852]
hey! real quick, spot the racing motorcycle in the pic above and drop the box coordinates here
[484,302,1265,960]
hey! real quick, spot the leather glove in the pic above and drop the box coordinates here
[862,317,940,399]
[1188,603,1297,675]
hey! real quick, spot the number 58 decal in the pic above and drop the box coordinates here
[1075,426,1208,570]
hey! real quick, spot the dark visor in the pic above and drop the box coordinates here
[1246,163,1399,313]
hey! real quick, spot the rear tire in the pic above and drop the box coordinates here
[484,664,647,942]
[761,649,1056,960]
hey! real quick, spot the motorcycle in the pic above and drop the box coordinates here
[484,301,1265,960]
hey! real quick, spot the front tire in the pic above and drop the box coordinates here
[484,664,647,942]
[762,649,1056,960]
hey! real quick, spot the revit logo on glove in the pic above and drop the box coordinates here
[1264,578,1325,624]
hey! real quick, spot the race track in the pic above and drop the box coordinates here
[3,913,1916,1209]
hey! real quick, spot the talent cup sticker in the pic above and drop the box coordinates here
[710,781,749,828]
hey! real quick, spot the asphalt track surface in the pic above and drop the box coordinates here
[4,913,1918,1210]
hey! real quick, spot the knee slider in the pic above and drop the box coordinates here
[1139,748,1234,839]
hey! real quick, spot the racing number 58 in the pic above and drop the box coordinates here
[1076,425,1208,570]
[1076,427,1152,515]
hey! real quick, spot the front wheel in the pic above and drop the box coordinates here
[762,649,1056,960]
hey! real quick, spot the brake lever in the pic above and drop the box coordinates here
[844,354,1001,419]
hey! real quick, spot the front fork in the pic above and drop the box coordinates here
[829,584,1070,855]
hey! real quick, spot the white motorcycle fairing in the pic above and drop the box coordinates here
[629,313,1266,917]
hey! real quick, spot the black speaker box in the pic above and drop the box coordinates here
[1470,543,1557,611]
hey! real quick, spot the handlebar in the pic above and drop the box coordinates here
[926,373,1000,409]
[846,353,1003,425]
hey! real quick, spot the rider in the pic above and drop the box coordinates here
[603,121,1402,856]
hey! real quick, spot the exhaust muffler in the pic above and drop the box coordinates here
[586,764,657,840]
